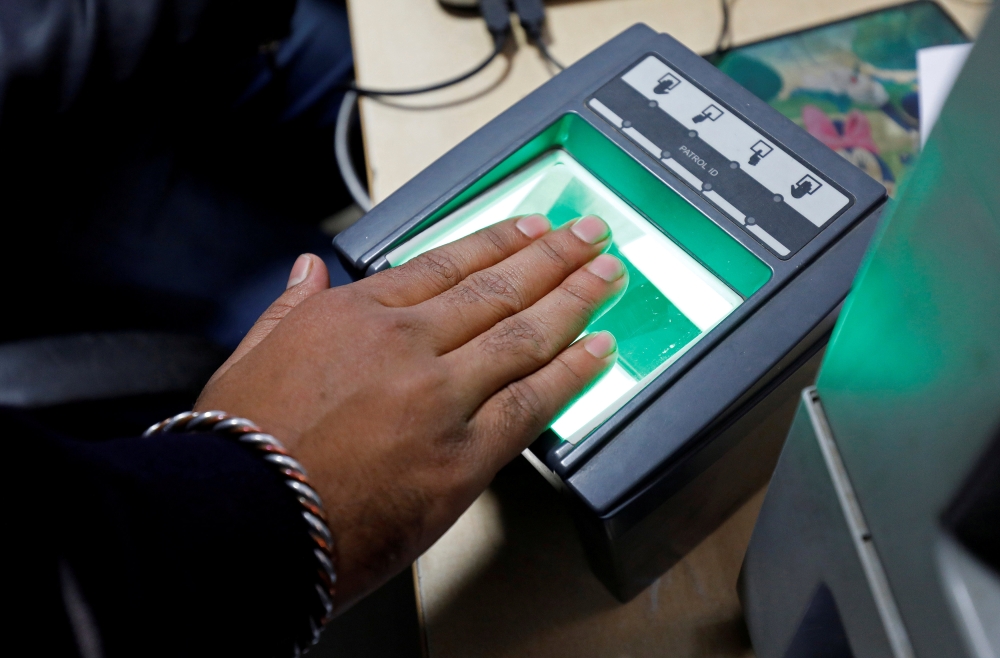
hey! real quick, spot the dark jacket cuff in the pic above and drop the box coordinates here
[21,411,319,657]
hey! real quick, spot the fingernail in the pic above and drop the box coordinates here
[586,254,625,282]
[585,331,617,359]
[515,214,551,239]
[286,254,312,288]
[571,215,610,244]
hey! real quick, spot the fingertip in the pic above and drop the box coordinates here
[515,214,551,240]
[586,254,626,282]
[584,331,617,360]
[286,254,330,291]
[287,254,313,289]
[570,215,611,245]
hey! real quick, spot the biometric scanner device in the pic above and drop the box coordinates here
[334,24,887,601]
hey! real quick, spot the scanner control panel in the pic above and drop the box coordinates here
[588,55,853,258]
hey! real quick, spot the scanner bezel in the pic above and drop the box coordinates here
[334,23,885,518]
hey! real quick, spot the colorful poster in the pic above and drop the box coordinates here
[713,2,966,196]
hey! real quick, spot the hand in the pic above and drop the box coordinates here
[195,214,627,611]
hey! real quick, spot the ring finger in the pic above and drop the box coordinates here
[445,253,628,405]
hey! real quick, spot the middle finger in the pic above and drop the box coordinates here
[417,215,612,353]
[445,253,628,405]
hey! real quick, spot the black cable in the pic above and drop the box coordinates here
[715,0,733,57]
[336,39,511,209]
[512,0,566,72]
[334,32,507,210]
[347,0,511,97]
[333,0,512,209]
[535,39,565,70]
[349,32,508,97]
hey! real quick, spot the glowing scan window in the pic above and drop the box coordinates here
[387,150,743,444]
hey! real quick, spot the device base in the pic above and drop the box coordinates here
[567,345,826,602]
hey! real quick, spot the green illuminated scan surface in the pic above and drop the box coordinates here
[388,149,746,444]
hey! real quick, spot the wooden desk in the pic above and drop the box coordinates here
[344,2,989,656]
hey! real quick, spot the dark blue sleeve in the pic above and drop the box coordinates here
[10,408,320,657]
[0,0,296,127]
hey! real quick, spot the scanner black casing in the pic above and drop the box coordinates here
[334,23,886,601]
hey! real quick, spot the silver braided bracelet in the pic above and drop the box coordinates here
[144,410,337,653]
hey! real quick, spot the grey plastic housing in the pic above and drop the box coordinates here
[334,23,886,600]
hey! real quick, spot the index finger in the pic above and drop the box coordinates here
[470,331,619,465]
[366,215,551,307]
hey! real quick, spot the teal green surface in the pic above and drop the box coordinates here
[816,21,1000,444]
[390,139,753,442]
[387,114,771,442]
[403,114,771,298]
[395,149,721,385]
[589,245,701,380]
[812,12,1000,655]
[506,165,702,381]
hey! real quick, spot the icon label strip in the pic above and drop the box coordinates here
[591,97,794,257]
[620,56,849,228]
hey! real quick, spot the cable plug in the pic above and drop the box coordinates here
[510,0,546,40]
[511,0,564,70]
[479,0,513,48]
